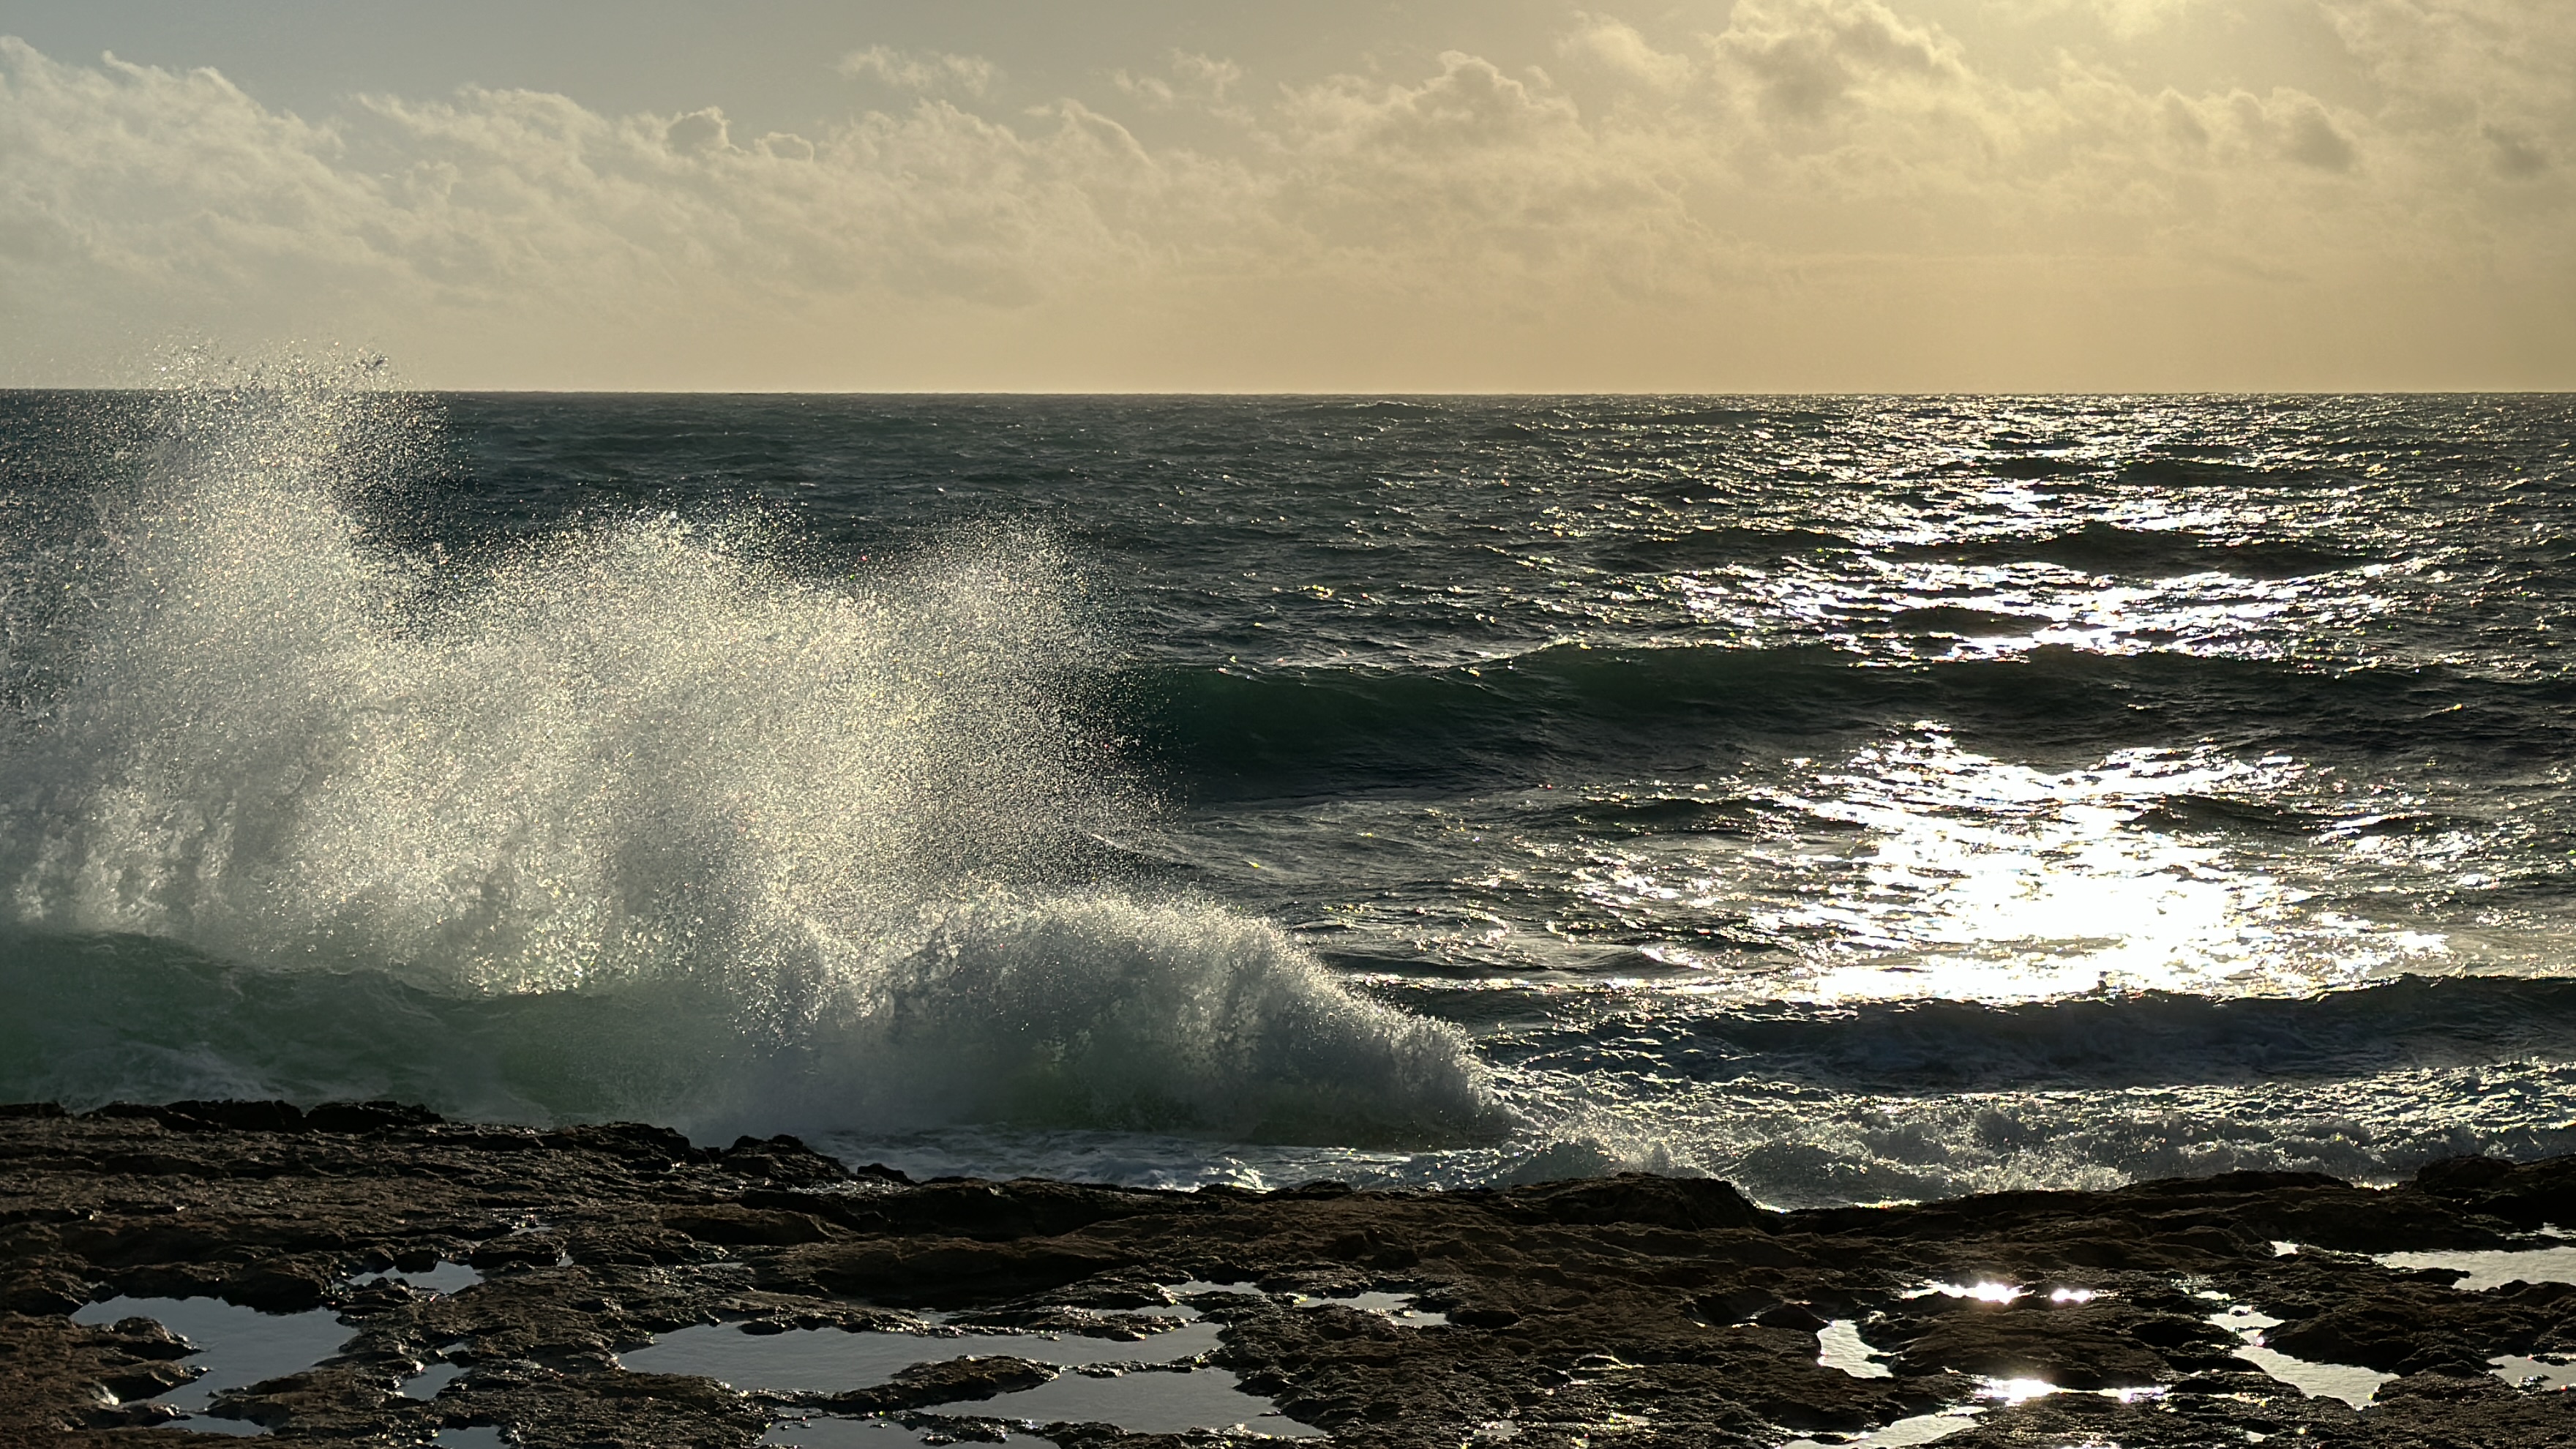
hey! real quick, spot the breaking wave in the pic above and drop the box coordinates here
[0,376,1502,1146]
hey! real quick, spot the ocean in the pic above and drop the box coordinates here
[1,383,2570,1208]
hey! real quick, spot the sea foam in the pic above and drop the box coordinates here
[0,375,1501,1145]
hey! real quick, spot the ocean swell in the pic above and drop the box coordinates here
[1133,644,2576,801]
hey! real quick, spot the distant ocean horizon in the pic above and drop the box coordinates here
[3,386,2571,1206]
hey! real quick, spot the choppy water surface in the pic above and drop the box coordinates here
[1,386,2569,1204]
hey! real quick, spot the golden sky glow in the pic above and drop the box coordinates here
[1,1,2569,391]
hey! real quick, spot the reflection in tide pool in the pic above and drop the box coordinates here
[1903,1281,2025,1304]
[379,1260,482,1295]
[1813,1319,1892,1378]
[1778,1404,1982,1449]
[2375,1245,2576,1291]
[70,1294,351,1432]
[402,1362,465,1399]
[639,1289,1336,1441]
[2209,1304,2393,1409]
[1974,1377,2058,1407]
[620,1320,1221,1392]
[2490,1353,2576,1391]
[923,1365,1326,1439]
[1290,1289,1446,1325]
[767,1419,939,1448]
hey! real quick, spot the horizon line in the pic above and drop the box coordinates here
[6,386,2574,400]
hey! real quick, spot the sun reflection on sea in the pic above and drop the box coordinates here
[1772,733,2446,1001]
[1772,734,2447,1001]
[1560,730,2452,1004]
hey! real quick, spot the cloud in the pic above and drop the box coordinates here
[1990,0,2212,40]
[1257,50,1712,299]
[0,37,1158,332]
[2485,124,2548,179]
[1558,15,1697,91]
[2267,91,2358,171]
[836,45,997,97]
[1711,0,1969,123]
[1114,51,1245,110]
[0,4,2569,389]
[664,108,732,155]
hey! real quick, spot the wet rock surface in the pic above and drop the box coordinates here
[4,1101,2575,1446]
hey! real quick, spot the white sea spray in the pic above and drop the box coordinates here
[0,370,1505,1145]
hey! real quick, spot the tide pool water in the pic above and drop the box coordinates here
[3,381,2571,1205]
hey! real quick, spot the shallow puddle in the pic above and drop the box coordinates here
[619,1320,1221,1392]
[625,1280,1444,1396]
[403,1362,466,1399]
[2206,1305,2393,1408]
[2490,1353,2576,1391]
[1774,1376,2160,1449]
[1972,1377,2058,1407]
[1171,1280,1441,1325]
[2233,1344,2391,1409]
[1901,1281,2025,1303]
[630,1284,1377,1437]
[765,1419,941,1448]
[367,1260,482,1295]
[71,1294,352,1433]
[925,1364,1327,1438]
[1814,1320,1893,1379]
[1289,1289,1446,1325]
[1778,1406,1982,1449]
[2375,1246,2576,1291]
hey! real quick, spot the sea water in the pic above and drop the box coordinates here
[2,382,2572,1205]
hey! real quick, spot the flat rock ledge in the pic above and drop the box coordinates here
[7,1101,2576,1448]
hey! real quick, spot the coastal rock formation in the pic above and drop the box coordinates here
[6,1101,2576,1446]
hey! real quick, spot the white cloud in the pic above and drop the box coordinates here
[1558,15,1698,91]
[1988,0,2213,40]
[1115,51,1246,110]
[836,45,997,97]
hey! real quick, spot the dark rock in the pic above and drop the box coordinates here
[9,1102,2576,1448]
[662,1206,839,1246]
[1752,1303,1828,1333]
[160,1100,311,1133]
[1,1275,86,1317]
[721,1134,850,1186]
[94,1355,201,1401]
[1499,1174,1770,1232]
[1882,1300,2176,1388]
[226,1262,337,1312]
[821,1353,1057,1412]
[2418,1155,2519,1196]
[794,1238,1134,1306]
[305,1101,443,1134]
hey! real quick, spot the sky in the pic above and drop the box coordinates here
[0,1,2569,392]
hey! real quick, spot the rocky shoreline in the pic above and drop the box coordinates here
[6,1101,2576,1447]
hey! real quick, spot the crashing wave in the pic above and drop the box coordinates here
[0,370,1506,1146]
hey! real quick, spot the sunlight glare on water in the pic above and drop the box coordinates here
[1769,734,2445,1003]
